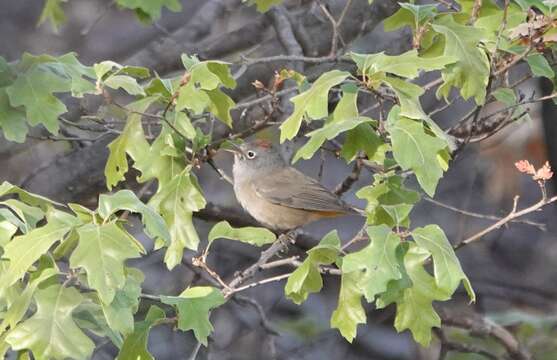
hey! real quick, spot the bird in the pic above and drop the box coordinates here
[226,139,360,230]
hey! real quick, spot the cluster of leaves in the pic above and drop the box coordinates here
[0,183,225,359]
[3,0,557,357]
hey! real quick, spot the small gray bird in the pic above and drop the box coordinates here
[227,139,359,230]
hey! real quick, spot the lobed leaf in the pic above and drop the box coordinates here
[104,97,156,189]
[98,190,171,245]
[280,70,350,142]
[351,50,456,80]
[387,107,448,196]
[330,271,366,343]
[432,16,490,105]
[342,225,402,302]
[412,225,475,300]
[0,211,75,290]
[392,245,451,346]
[148,169,205,268]
[356,175,420,228]
[5,285,95,360]
[69,223,144,304]
[208,221,276,248]
[161,286,226,346]
[285,231,340,304]
[101,268,144,336]
[116,305,166,360]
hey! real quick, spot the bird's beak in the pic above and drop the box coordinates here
[222,142,245,157]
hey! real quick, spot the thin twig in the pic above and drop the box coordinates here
[441,310,532,360]
[423,197,546,230]
[192,256,233,292]
[228,273,293,294]
[206,158,234,184]
[226,232,295,294]
[455,194,557,250]
[316,0,341,55]
[243,54,339,66]
[334,159,363,196]
[187,342,203,360]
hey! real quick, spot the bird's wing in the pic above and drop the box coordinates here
[251,167,353,213]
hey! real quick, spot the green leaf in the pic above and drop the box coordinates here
[280,70,350,142]
[341,123,388,163]
[285,231,340,304]
[244,0,283,12]
[174,59,236,127]
[182,57,236,90]
[384,6,417,32]
[0,212,74,290]
[104,75,145,96]
[0,88,27,143]
[116,0,182,21]
[0,199,44,232]
[432,16,490,104]
[492,88,517,105]
[0,218,17,246]
[0,181,63,210]
[208,221,276,248]
[73,301,123,348]
[145,77,173,99]
[527,53,555,79]
[330,271,366,343]
[206,88,234,127]
[116,305,166,360]
[342,225,402,302]
[393,245,451,346]
[387,107,448,196]
[351,50,456,79]
[382,76,426,120]
[356,175,420,228]
[101,268,144,335]
[293,84,371,162]
[49,53,96,97]
[161,286,226,346]
[399,3,438,24]
[293,117,374,163]
[5,285,94,360]
[412,225,475,300]
[0,209,25,237]
[175,82,210,114]
[0,56,13,87]
[38,0,67,32]
[0,265,58,336]
[133,124,187,186]
[69,223,144,304]
[6,66,70,134]
[375,243,412,308]
[148,169,205,268]
[98,190,171,245]
[172,111,196,139]
[104,97,156,189]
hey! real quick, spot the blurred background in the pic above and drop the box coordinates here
[2,0,557,359]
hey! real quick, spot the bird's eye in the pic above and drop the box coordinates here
[246,150,256,159]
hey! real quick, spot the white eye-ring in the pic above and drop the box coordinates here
[246,150,256,159]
